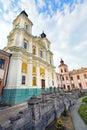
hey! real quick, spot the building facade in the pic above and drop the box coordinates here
[57,59,87,90]
[0,50,11,101]
[2,11,57,104]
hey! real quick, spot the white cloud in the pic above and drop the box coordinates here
[37,0,46,8]
[1,0,12,11]
[0,0,87,71]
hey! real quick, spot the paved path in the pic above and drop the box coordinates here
[70,97,87,130]
[0,102,28,127]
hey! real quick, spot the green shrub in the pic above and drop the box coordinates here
[82,97,87,103]
[78,104,87,124]
[56,118,64,130]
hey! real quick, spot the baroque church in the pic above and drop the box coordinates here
[0,11,57,104]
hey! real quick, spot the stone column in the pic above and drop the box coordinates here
[36,44,38,56]
[45,67,49,88]
[28,96,42,130]
[29,38,32,53]
[16,56,22,87]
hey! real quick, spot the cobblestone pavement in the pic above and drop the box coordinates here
[0,102,28,127]
[70,97,87,130]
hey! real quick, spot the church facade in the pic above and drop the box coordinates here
[2,11,57,104]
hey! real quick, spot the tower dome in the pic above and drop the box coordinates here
[58,59,68,73]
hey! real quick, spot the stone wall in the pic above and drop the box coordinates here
[0,89,81,130]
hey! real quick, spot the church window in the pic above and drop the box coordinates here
[24,42,27,49]
[22,75,26,84]
[0,59,5,69]
[40,50,43,58]
[15,23,19,28]
[32,46,36,55]
[25,24,28,31]
[32,66,36,74]
[22,63,27,73]
[52,81,54,85]
[33,77,37,86]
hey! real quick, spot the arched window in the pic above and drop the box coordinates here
[61,69,63,73]
[62,76,64,81]
[63,84,66,89]
[22,63,27,73]
[32,66,36,74]
[40,50,43,58]
[33,77,37,86]
[0,59,5,69]
[22,75,26,85]
[64,68,67,72]
[24,42,27,49]
[32,46,36,55]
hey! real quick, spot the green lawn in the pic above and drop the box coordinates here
[78,102,87,124]
[82,97,87,103]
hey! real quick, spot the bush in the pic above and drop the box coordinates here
[56,118,64,130]
[78,104,87,124]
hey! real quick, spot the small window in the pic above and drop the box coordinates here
[61,69,63,73]
[22,75,26,85]
[70,76,73,80]
[33,77,36,86]
[62,76,64,81]
[77,75,80,80]
[0,59,5,69]
[52,81,54,85]
[24,42,27,49]
[79,83,82,89]
[25,25,28,30]
[40,50,43,58]
[66,76,68,80]
[64,68,66,72]
[32,46,36,55]
[63,84,66,89]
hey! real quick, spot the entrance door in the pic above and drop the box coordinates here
[41,79,45,89]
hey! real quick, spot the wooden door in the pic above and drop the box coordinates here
[41,79,45,89]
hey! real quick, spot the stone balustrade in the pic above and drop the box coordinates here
[0,89,81,130]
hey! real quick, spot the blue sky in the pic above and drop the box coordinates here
[0,0,87,71]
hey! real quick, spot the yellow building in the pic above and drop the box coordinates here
[57,59,87,90]
[2,11,57,104]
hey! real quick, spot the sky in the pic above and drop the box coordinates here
[0,0,87,71]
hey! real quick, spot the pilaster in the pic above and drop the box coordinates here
[36,61,40,87]
[27,57,32,87]
[6,53,22,89]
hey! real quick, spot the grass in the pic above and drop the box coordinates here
[78,103,87,124]
[82,97,87,103]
